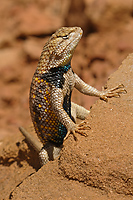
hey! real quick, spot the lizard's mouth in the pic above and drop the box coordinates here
[55,27,83,55]
[61,29,82,64]
[49,27,83,67]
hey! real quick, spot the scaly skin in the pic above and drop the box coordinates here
[19,27,126,165]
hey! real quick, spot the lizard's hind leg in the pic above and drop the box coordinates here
[19,127,62,166]
[39,143,62,166]
[71,102,90,121]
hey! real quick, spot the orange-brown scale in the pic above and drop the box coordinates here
[30,76,67,145]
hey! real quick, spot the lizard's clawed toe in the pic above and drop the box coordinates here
[74,121,91,140]
[78,121,91,129]
[101,84,127,101]
[64,121,90,141]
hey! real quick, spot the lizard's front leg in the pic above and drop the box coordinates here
[74,74,126,101]
[51,87,88,141]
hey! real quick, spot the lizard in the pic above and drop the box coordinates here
[19,27,126,166]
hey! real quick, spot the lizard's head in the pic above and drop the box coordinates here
[41,27,83,68]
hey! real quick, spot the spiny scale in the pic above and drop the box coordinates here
[20,26,126,165]
[29,27,83,145]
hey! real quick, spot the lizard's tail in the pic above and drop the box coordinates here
[19,126,43,153]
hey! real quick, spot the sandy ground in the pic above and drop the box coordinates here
[0,0,133,199]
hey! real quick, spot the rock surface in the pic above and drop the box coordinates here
[7,54,133,200]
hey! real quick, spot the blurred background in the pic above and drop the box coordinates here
[0,0,133,140]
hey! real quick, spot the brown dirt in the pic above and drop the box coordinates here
[0,0,133,199]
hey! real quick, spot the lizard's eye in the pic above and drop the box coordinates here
[56,35,69,40]
[62,35,69,40]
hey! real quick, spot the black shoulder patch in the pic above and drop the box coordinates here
[41,64,71,89]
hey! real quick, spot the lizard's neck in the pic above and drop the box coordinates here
[61,62,71,72]
[36,58,72,74]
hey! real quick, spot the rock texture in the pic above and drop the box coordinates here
[9,54,133,200]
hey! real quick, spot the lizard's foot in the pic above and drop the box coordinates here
[100,84,127,102]
[64,121,91,141]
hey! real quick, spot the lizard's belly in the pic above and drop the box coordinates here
[29,66,74,145]
[30,86,71,145]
